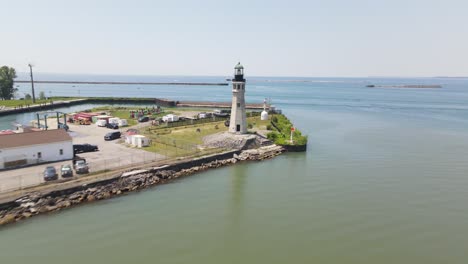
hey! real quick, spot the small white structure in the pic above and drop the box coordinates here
[229,62,247,134]
[131,135,150,148]
[125,134,134,144]
[96,119,107,127]
[0,129,73,169]
[162,114,179,123]
[117,119,128,127]
[261,98,269,121]
[108,117,120,124]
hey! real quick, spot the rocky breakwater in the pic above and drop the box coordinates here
[0,145,285,227]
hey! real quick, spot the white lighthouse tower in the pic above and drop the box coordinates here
[229,62,247,134]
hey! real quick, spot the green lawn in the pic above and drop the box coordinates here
[140,115,270,158]
[0,99,51,107]
[108,109,138,126]
[141,120,229,157]
[0,97,83,107]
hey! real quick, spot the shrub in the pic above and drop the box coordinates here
[248,123,253,129]
[267,131,279,141]
[266,124,273,130]
[39,91,46,100]
[24,93,32,100]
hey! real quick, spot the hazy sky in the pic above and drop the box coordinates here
[1,0,467,77]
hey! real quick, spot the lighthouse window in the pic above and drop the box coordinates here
[237,103,240,107]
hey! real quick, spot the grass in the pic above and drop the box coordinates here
[141,120,229,157]
[144,120,228,144]
[0,99,50,107]
[267,114,308,145]
[0,97,83,107]
[140,115,269,158]
[247,115,271,131]
[108,109,138,126]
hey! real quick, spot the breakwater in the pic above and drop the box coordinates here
[16,80,228,86]
[0,97,265,117]
[0,145,284,226]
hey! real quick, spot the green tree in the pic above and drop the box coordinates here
[0,66,17,100]
[39,91,46,100]
[25,93,32,100]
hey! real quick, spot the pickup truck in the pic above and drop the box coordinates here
[73,158,89,174]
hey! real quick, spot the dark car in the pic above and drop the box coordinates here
[60,164,73,177]
[43,166,58,181]
[104,131,121,141]
[138,116,149,123]
[106,122,119,129]
[73,144,99,154]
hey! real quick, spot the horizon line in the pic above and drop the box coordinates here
[13,71,468,79]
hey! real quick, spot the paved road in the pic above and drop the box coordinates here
[0,121,165,192]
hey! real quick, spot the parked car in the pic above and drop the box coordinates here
[73,144,99,154]
[43,166,58,181]
[74,160,89,174]
[138,116,149,123]
[106,122,119,129]
[104,131,121,141]
[198,112,212,119]
[213,109,230,117]
[60,164,73,177]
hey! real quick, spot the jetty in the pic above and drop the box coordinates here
[15,80,228,86]
[0,97,265,116]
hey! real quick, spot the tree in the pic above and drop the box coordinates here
[0,66,17,100]
[39,91,46,100]
[25,93,32,100]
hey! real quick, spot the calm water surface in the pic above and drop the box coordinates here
[1,75,468,263]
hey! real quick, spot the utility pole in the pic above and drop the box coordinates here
[28,64,36,103]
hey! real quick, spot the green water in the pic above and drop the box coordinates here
[1,77,468,263]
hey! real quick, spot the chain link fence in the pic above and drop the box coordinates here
[0,151,168,194]
[0,139,225,194]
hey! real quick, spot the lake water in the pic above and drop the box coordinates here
[1,75,468,263]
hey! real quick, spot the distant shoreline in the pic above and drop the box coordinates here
[366,84,442,88]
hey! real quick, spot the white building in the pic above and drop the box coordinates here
[229,62,247,134]
[0,129,73,169]
[131,135,150,148]
[162,114,179,123]
[261,98,269,121]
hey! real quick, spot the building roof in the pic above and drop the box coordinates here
[0,129,72,149]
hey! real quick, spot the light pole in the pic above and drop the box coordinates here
[28,64,36,103]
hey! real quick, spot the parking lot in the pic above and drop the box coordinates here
[0,121,165,192]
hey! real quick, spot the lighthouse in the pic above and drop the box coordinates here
[229,62,247,134]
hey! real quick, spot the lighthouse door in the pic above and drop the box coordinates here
[236,125,240,132]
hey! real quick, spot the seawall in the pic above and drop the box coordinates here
[0,145,285,227]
